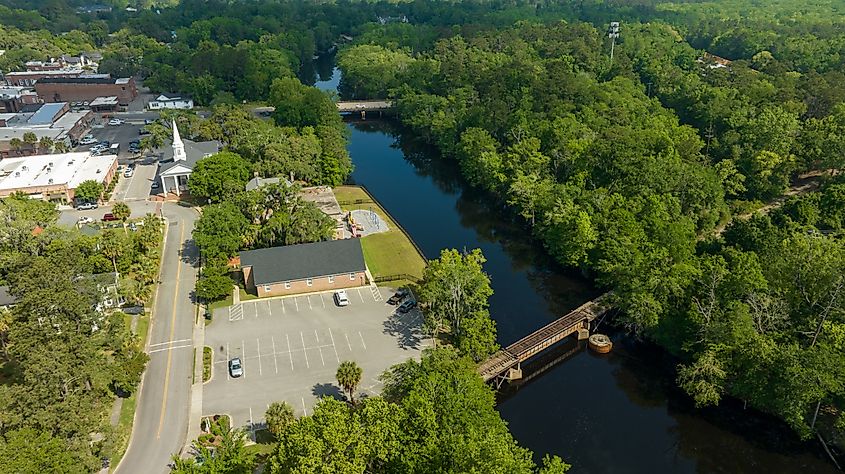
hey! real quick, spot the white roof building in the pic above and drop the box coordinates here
[0,151,118,202]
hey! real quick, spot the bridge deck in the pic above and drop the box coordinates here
[477,294,612,383]
[336,100,393,112]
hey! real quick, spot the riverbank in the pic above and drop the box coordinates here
[334,185,426,284]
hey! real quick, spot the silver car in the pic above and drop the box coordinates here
[228,357,243,377]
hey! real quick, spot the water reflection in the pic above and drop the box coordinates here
[344,117,838,473]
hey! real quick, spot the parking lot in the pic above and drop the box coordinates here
[203,287,427,431]
[73,116,153,164]
[111,163,158,201]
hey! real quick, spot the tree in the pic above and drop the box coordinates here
[112,202,131,234]
[195,256,233,302]
[188,151,252,203]
[21,131,36,147]
[336,360,363,405]
[417,248,498,361]
[0,428,83,473]
[74,180,103,204]
[265,401,296,439]
[193,202,249,258]
[100,229,128,274]
[172,426,254,473]
[38,136,54,153]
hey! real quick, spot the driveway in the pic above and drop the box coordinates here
[204,288,427,431]
[116,203,200,474]
[111,163,158,202]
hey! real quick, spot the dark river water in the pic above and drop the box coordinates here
[310,60,838,473]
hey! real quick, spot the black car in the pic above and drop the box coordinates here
[139,128,151,135]
[387,288,410,305]
[397,299,417,313]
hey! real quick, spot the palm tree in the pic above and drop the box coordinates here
[38,136,54,153]
[9,138,22,155]
[113,202,131,233]
[265,401,296,438]
[54,141,69,153]
[336,360,363,405]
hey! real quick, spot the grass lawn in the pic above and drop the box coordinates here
[334,186,426,282]
[203,346,212,382]
[110,311,150,472]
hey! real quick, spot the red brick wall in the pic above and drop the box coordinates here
[35,78,137,105]
[243,266,368,297]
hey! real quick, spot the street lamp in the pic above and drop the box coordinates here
[608,21,621,68]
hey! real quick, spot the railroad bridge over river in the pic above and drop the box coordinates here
[478,294,612,388]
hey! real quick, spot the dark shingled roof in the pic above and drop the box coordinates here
[240,240,366,285]
[36,76,118,85]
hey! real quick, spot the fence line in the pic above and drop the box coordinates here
[342,185,429,266]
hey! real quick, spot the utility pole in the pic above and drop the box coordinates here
[608,21,620,69]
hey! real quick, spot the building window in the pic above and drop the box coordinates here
[349,273,355,280]
[306,278,313,287]
[264,285,271,293]
[284,281,291,289]
[328,275,334,284]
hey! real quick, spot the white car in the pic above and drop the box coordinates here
[334,290,350,307]
[229,357,244,378]
[77,216,94,225]
[108,118,124,126]
[79,136,97,145]
[124,168,134,178]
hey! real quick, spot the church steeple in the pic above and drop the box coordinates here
[172,119,186,162]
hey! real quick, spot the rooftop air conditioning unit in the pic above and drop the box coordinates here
[21,165,27,171]
[96,169,101,173]
[48,178,53,184]
[14,172,20,177]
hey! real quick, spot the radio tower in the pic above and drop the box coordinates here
[608,21,621,68]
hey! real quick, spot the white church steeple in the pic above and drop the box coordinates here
[172,119,186,162]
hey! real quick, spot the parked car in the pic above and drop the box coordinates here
[77,216,94,225]
[229,357,244,377]
[397,299,417,314]
[108,118,124,126]
[144,119,154,125]
[138,128,151,136]
[124,168,134,178]
[334,290,350,307]
[90,144,106,153]
[80,136,97,145]
[151,180,160,189]
[77,201,98,210]
[102,213,118,222]
[387,288,410,305]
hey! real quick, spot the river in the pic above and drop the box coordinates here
[311,63,838,473]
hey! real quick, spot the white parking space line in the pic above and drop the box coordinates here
[267,300,272,317]
[281,299,286,314]
[272,336,278,374]
[241,342,246,378]
[256,338,263,376]
[308,296,313,310]
[357,288,365,302]
[294,298,299,312]
[315,330,325,366]
[226,342,231,381]
[358,331,367,350]
[328,328,340,363]
[320,293,325,308]
[249,407,253,426]
[301,397,307,416]
[345,332,353,351]
[298,332,308,368]
[285,333,294,371]
[254,302,259,318]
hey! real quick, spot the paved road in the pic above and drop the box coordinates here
[116,203,199,474]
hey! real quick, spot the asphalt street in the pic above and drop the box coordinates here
[115,203,199,474]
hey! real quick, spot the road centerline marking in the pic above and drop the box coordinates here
[156,224,186,439]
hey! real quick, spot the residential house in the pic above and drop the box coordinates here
[148,93,194,110]
[0,285,18,310]
[240,239,368,297]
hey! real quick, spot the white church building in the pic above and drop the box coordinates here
[157,120,220,196]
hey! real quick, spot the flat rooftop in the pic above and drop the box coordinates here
[0,151,116,191]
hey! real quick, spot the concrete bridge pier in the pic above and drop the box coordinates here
[507,363,523,381]
[578,321,590,340]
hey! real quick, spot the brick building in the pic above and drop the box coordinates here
[240,239,368,298]
[4,69,87,87]
[35,76,137,106]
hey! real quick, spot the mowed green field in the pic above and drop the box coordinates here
[333,186,426,282]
